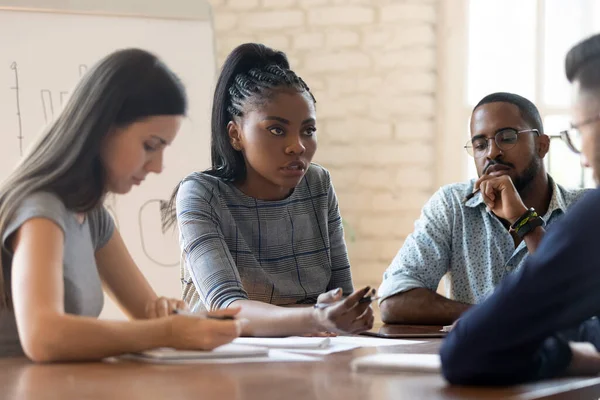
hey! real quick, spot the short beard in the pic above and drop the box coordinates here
[513,156,541,193]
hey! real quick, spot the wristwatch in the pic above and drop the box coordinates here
[509,207,544,238]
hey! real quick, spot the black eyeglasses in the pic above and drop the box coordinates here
[560,113,600,154]
[465,128,540,158]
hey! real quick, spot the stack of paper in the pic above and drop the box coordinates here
[121,344,318,364]
[127,344,268,361]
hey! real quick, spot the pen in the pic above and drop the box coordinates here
[173,309,235,320]
[462,189,480,203]
[313,295,382,309]
[464,163,496,203]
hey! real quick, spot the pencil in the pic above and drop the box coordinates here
[313,295,382,309]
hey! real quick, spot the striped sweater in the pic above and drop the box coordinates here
[176,163,354,311]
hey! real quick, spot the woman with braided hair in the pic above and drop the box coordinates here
[162,43,374,336]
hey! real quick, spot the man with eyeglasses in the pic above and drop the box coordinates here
[441,33,600,385]
[378,92,587,326]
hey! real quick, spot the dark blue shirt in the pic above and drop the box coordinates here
[440,188,599,385]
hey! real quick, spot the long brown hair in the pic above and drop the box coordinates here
[0,48,187,309]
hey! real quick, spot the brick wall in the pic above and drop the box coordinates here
[208,0,439,289]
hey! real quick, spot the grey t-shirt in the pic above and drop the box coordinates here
[0,192,114,357]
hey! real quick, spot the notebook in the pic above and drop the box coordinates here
[125,344,269,361]
[351,353,441,373]
[232,337,331,349]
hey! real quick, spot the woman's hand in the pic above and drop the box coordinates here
[312,287,375,334]
[167,308,244,351]
[145,296,187,319]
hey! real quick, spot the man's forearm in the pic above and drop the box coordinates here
[380,288,471,325]
[523,225,545,253]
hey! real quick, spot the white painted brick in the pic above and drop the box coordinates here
[239,11,304,31]
[375,191,432,212]
[308,6,375,26]
[256,34,291,51]
[326,30,360,48]
[351,261,391,288]
[321,141,434,167]
[370,95,435,118]
[299,75,325,91]
[405,191,433,211]
[305,51,371,72]
[261,0,297,8]
[357,215,416,238]
[357,169,395,189]
[207,0,226,9]
[227,0,260,11]
[384,71,436,93]
[371,193,404,212]
[374,48,436,69]
[362,29,391,48]
[338,212,360,231]
[287,55,302,68]
[380,3,437,24]
[348,239,401,262]
[356,76,384,93]
[300,0,329,5]
[213,13,238,32]
[219,35,258,56]
[325,118,393,143]
[335,192,372,211]
[388,25,437,48]
[362,142,434,166]
[396,167,435,189]
[339,97,369,114]
[313,98,347,118]
[394,120,435,139]
[371,192,431,213]
[326,76,356,95]
[318,145,360,165]
[293,32,325,49]
[331,0,374,4]
[363,25,436,50]
[326,167,360,189]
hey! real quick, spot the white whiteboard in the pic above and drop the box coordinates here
[0,1,216,319]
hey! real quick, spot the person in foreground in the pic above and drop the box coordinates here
[162,43,374,337]
[0,49,242,362]
[378,92,586,325]
[440,33,600,385]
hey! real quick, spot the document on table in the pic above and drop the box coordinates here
[230,336,426,356]
[233,337,331,349]
[120,344,319,364]
[351,353,441,373]
[331,336,425,347]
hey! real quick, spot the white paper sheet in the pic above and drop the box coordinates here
[283,343,360,355]
[330,336,426,347]
[233,336,330,349]
[129,344,268,361]
[245,336,426,355]
[120,349,319,364]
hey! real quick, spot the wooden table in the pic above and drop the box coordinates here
[2,326,600,400]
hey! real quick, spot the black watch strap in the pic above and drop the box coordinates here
[510,208,544,238]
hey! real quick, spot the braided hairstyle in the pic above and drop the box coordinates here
[161,43,315,231]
